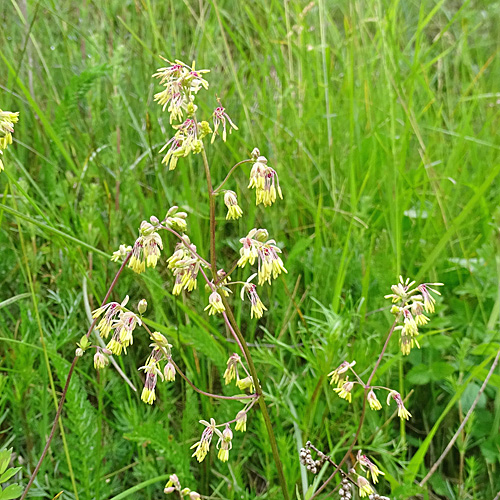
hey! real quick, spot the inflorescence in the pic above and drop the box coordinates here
[76,57,287,471]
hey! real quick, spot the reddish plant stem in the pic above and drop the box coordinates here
[140,321,256,402]
[20,252,132,500]
[310,319,398,499]
[171,357,257,401]
[201,146,290,500]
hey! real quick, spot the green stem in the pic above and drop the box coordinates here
[201,147,290,500]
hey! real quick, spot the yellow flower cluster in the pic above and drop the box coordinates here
[0,110,19,172]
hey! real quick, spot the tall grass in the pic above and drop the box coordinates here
[1,0,500,498]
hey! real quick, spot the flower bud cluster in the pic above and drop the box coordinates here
[385,276,443,355]
[299,446,325,474]
[163,206,188,232]
[0,109,19,172]
[164,474,201,499]
[248,155,283,207]
[167,236,203,295]
[338,478,353,499]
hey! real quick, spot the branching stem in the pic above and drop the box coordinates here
[310,319,398,499]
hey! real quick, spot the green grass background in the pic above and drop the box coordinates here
[1,0,500,498]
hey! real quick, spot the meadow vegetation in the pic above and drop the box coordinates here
[1,0,500,499]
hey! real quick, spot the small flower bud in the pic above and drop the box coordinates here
[236,376,255,392]
[139,220,155,236]
[75,348,84,357]
[235,410,247,432]
[94,351,109,370]
[251,147,260,159]
[164,360,176,382]
[138,299,148,314]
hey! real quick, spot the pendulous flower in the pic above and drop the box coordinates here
[357,450,385,484]
[128,221,163,274]
[211,102,238,143]
[93,350,109,370]
[191,418,217,462]
[333,378,354,403]
[204,291,225,315]
[248,155,283,207]
[237,228,287,285]
[357,476,374,497]
[367,389,382,411]
[240,274,267,319]
[217,425,233,462]
[328,360,356,386]
[235,410,247,432]
[223,353,241,385]
[387,390,412,420]
[224,190,243,220]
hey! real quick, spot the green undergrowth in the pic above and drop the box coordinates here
[1,0,500,498]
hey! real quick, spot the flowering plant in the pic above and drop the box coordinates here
[20,58,291,500]
[301,277,443,498]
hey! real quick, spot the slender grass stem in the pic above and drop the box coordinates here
[419,349,500,487]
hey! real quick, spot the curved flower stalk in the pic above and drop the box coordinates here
[0,109,19,172]
[150,57,290,498]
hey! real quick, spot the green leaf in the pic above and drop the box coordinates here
[0,450,11,476]
[304,485,315,500]
[471,343,500,356]
[0,484,23,500]
[480,435,500,464]
[390,484,423,497]
[429,361,455,380]
[406,364,431,385]
[0,468,21,484]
